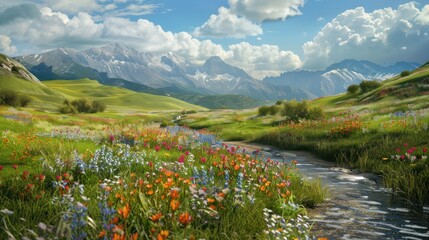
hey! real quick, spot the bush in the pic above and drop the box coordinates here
[19,95,32,107]
[258,105,279,116]
[58,98,106,114]
[347,84,359,94]
[400,70,410,77]
[258,106,270,116]
[359,80,381,93]
[0,89,32,107]
[281,100,324,122]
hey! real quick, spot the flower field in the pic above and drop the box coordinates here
[0,112,326,240]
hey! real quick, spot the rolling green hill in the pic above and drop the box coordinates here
[312,63,429,113]
[44,79,206,112]
[1,53,205,112]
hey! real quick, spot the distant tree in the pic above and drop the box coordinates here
[58,98,106,114]
[359,80,381,93]
[281,100,324,122]
[347,84,359,94]
[400,70,410,77]
[258,105,270,116]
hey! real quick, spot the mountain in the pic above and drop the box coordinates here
[0,53,40,83]
[16,43,313,101]
[264,59,420,97]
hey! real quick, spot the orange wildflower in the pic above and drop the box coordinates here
[179,212,192,226]
[170,199,180,211]
[170,189,180,199]
[207,198,215,203]
[150,212,163,222]
[157,230,169,240]
[118,203,130,219]
[131,233,139,240]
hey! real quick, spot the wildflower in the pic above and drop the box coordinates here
[155,145,161,152]
[0,209,13,215]
[178,154,185,163]
[150,212,163,222]
[382,157,388,161]
[12,164,18,170]
[118,204,130,219]
[423,147,427,153]
[170,188,180,199]
[179,212,192,226]
[0,165,3,171]
[200,157,207,164]
[170,199,180,211]
[157,230,169,240]
[38,174,46,181]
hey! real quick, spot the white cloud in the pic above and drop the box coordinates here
[416,4,429,24]
[193,7,262,38]
[0,35,17,55]
[43,0,100,14]
[224,42,302,78]
[228,0,304,22]
[317,17,324,22]
[303,3,429,69]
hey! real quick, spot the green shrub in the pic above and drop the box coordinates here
[258,105,279,116]
[58,98,106,114]
[0,89,32,107]
[347,84,359,94]
[359,80,381,93]
[258,105,270,116]
[281,100,324,122]
[19,95,32,107]
[400,70,410,77]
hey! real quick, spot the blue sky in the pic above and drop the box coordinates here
[0,0,428,78]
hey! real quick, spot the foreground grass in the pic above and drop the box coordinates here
[0,109,327,239]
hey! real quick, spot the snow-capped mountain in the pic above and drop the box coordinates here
[16,43,312,100]
[264,59,420,97]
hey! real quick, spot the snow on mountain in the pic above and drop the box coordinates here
[264,59,420,97]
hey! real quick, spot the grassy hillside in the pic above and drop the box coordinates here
[312,64,429,113]
[44,79,206,112]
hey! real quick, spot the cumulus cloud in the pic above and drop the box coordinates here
[303,2,429,69]
[193,7,262,38]
[228,0,304,22]
[224,42,302,78]
[43,0,100,14]
[0,3,301,78]
[0,35,17,55]
[0,3,41,25]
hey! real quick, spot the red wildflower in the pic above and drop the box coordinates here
[178,154,185,163]
[12,164,18,170]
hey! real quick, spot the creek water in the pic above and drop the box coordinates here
[228,142,429,240]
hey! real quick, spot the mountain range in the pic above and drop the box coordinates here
[16,43,420,104]
[264,59,420,97]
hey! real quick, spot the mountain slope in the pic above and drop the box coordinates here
[312,62,429,111]
[264,59,420,97]
[16,44,313,101]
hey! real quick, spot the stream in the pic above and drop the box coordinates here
[227,142,429,240]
